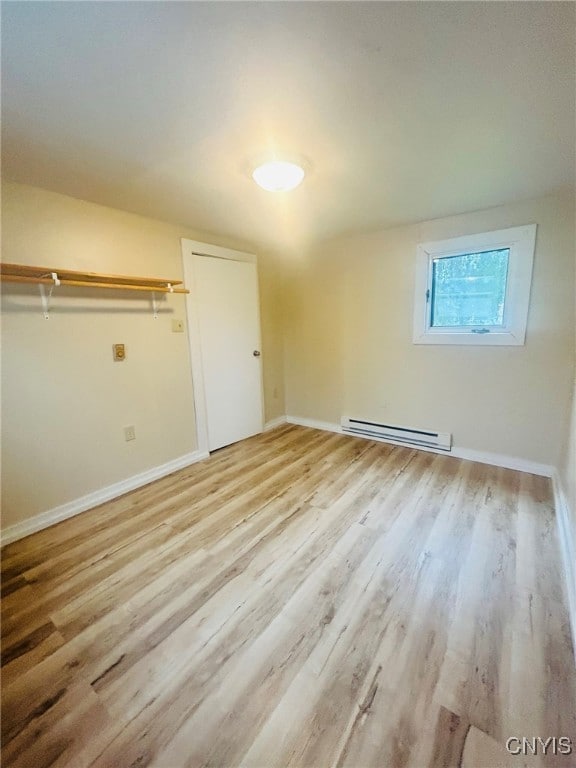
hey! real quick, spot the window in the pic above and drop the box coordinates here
[413,224,536,345]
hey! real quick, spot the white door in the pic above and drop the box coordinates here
[187,251,263,452]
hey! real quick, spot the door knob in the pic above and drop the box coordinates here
[253,350,261,357]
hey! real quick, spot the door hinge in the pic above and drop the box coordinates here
[425,289,430,302]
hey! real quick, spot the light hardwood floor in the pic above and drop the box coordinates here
[1,425,575,768]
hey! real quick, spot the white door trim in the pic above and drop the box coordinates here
[182,239,257,264]
[181,238,262,455]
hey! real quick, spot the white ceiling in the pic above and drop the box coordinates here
[2,2,575,254]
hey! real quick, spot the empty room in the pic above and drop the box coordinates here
[1,2,575,767]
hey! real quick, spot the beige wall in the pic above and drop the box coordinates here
[258,252,286,424]
[284,192,575,466]
[1,181,284,530]
[2,181,572,535]
[559,369,576,554]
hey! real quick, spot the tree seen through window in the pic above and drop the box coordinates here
[430,249,510,328]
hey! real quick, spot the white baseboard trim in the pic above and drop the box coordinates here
[1,449,210,546]
[285,415,553,477]
[263,416,288,432]
[451,447,553,478]
[552,471,576,663]
[286,415,342,434]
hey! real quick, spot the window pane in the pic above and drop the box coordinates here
[430,249,509,328]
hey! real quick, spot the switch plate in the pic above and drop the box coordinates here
[113,344,126,361]
[171,319,184,333]
[124,425,136,442]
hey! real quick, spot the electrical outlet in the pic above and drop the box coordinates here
[171,319,184,333]
[124,425,136,442]
[113,344,126,361]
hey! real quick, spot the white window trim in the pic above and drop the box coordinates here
[412,224,536,346]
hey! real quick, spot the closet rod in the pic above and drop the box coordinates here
[0,262,184,286]
[0,274,188,294]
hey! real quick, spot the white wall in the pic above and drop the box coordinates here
[283,192,575,467]
[1,181,285,532]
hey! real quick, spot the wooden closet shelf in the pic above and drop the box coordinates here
[0,263,189,294]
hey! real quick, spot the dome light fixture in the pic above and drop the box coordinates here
[252,160,305,192]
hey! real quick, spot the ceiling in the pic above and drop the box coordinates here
[2,2,575,254]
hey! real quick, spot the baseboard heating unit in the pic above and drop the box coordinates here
[341,417,452,452]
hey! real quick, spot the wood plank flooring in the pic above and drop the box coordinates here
[1,425,575,767]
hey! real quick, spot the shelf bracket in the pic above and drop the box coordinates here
[39,273,60,319]
[151,291,159,319]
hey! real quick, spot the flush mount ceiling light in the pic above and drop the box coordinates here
[252,160,305,192]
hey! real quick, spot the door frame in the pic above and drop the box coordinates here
[180,238,264,454]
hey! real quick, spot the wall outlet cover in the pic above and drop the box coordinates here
[113,344,126,361]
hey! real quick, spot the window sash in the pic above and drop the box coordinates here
[429,248,510,330]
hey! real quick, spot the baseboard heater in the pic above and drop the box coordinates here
[341,417,452,452]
